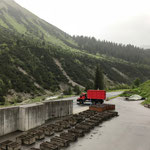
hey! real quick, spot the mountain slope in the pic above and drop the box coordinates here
[0,0,150,103]
[73,36,150,65]
[0,0,78,48]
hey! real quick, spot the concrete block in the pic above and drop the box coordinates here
[59,100,73,116]
[43,100,57,120]
[69,100,73,115]
[18,103,45,131]
[58,99,73,116]
[18,105,28,131]
[0,108,4,136]
[3,106,19,135]
[43,100,52,120]
[59,100,68,117]
[43,99,73,121]
[50,100,58,118]
[0,106,19,136]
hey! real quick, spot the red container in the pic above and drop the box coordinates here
[87,90,106,100]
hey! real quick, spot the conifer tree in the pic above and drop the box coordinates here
[74,85,81,95]
[94,65,104,90]
[133,78,140,87]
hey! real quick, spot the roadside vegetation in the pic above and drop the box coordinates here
[120,80,150,104]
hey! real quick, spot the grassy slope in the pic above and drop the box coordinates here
[1,0,150,75]
[0,0,77,49]
[1,25,150,92]
[120,80,150,104]
[0,0,150,104]
[139,81,150,104]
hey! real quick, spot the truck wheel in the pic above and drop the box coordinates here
[92,100,96,105]
[79,100,84,104]
[100,100,104,104]
[79,100,82,104]
[95,101,98,105]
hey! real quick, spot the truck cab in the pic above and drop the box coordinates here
[77,93,87,104]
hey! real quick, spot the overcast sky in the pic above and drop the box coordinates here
[14,0,150,48]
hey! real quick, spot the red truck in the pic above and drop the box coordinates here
[77,90,106,104]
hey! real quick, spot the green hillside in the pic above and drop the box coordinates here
[73,36,150,65]
[0,0,77,48]
[120,80,150,105]
[0,0,150,104]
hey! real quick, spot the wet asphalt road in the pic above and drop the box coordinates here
[64,95,150,150]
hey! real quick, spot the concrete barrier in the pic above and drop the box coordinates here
[43,99,73,120]
[0,99,73,135]
[0,108,4,136]
[18,103,45,131]
[4,106,19,135]
[0,106,19,136]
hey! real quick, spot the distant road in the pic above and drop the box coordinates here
[106,91,123,98]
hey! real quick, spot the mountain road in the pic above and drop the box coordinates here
[63,92,150,150]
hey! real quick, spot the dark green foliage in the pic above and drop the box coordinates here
[0,96,5,105]
[94,66,104,90]
[55,52,93,87]
[133,78,141,87]
[73,36,150,66]
[120,90,136,97]
[85,83,93,91]
[108,84,130,90]
[1,25,150,103]
[0,26,69,102]
[74,85,81,95]
[63,87,72,95]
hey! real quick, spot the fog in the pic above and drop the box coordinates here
[15,0,150,48]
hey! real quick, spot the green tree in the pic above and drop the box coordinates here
[74,85,81,95]
[94,65,104,90]
[85,83,93,91]
[133,78,141,87]
[0,96,5,105]
[63,87,72,95]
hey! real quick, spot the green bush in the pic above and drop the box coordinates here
[74,85,81,95]
[120,90,136,97]
[142,97,150,105]
[0,96,5,105]
[63,87,72,95]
